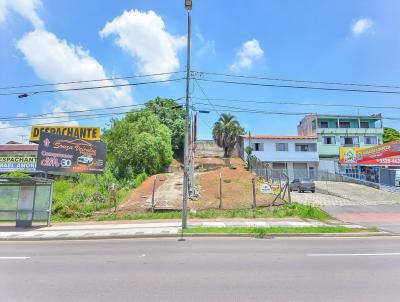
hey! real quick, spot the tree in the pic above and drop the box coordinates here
[383,127,400,143]
[103,110,173,179]
[212,113,245,158]
[145,97,185,157]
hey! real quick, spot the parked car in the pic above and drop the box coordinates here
[289,178,315,193]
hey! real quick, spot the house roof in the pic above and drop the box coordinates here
[303,113,383,119]
[0,144,38,151]
[241,135,316,140]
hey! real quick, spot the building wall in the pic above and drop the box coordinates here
[195,140,239,157]
[298,115,383,157]
[242,138,319,162]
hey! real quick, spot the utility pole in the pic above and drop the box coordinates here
[182,0,192,229]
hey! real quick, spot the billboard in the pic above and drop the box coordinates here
[36,133,106,174]
[0,156,37,172]
[340,141,400,166]
[30,126,101,142]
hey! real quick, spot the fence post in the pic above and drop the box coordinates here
[287,175,292,203]
[151,176,157,212]
[219,173,223,209]
[251,177,257,218]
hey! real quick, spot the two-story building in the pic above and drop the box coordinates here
[297,113,383,158]
[240,135,319,180]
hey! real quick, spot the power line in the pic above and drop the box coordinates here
[192,102,400,121]
[192,70,400,90]
[190,96,400,110]
[0,97,185,122]
[194,77,400,95]
[193,79,222,115]
[0,78,185,96]
[0,113,123,130]
[0,71,185,90]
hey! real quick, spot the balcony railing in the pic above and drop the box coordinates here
[317,128,383,134]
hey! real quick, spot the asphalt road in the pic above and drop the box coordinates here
[1,237,400,302]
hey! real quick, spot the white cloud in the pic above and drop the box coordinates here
[99,9,186,79]
[229,39,264,73]
[16,30,133,112]
[352,18,373,35]
[195,33,216,57]
[0,0,43,29]
[0,121,29,144]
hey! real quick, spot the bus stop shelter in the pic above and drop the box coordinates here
[0,177,54,227]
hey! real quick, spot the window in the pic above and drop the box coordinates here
[360,121,369,128]
[336,121,351,128]
[276,143,288,151]
[323,136,336,145]
[318,121,329,128]
[364,136,377,145]
[251,142,264,151]
[340,136,359,146]
[295,144,317,152]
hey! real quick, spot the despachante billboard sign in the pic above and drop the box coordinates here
[36,133,106,174]
[30,126,101,142]
[0,156,37,172]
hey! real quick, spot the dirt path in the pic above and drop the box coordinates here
[118,173,183,214]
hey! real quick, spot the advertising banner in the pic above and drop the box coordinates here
[340,141,400,166]
[260,182,280,195]
[36,133,106,174]
[30,126,101,142]
[357,140,400,161]
[0,156,37,172]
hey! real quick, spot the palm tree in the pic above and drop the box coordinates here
[212,113,245,158]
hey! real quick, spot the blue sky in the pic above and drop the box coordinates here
[1,0,400,143]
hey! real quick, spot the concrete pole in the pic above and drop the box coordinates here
[182,10,191,229]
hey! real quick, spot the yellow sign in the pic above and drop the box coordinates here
[30,126,101,142]
[339,147,366,164]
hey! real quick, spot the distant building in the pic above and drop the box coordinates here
[297,114,383,158]
[240,135,318,180]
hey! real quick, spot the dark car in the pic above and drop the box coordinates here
[289,178,315,193]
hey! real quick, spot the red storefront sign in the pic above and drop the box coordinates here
[358,140,400,161]
[339,140,400,165]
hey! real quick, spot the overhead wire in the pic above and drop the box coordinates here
[0,71,185,90]
[190,96,400,110]
[0,77,185,96]
[0,97,185,122]
[193,77,400,95]
[192,70,400,90]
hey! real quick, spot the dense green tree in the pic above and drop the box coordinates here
[103,110,173,179]
[212,113,245,158]
[383,127,400,143]
[145,97,185,157]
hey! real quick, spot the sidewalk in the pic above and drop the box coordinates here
[0,218,369,241]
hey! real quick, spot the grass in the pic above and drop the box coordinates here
[93,203,332,222]
[51,172,146,220]
[183,226,375,236]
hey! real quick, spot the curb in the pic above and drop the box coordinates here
[0,231,393,241]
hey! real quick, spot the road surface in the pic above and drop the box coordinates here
[1,237,400,302]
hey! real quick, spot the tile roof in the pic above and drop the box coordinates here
[0,144,38,151]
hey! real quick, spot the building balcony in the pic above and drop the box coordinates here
[317,128,383,135]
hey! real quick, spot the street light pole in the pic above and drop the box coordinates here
[182,0,192,229]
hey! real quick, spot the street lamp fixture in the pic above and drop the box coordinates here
[185,0,192,11]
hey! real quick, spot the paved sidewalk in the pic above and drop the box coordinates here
[0,219,366,241]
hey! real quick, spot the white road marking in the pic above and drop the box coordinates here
[308,253,400,257]
[0,257,31,260]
